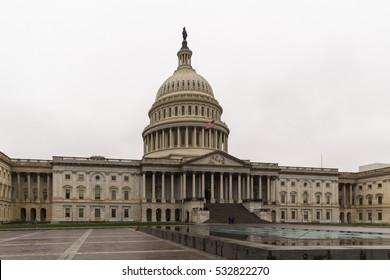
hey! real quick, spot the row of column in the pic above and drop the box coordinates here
[144,126,228,154]
[141,171,276,204]
[0,183,12,201]
[14,173,52,203]
[339,183,355,208]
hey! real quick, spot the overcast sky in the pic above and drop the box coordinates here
[1,0,390,172]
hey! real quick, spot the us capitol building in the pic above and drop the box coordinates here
[1,30,390,225]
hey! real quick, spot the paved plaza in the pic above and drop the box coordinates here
[0,227,225,260]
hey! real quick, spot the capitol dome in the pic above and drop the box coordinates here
[142,28,229,159]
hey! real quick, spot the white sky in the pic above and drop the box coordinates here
[1,0,390,172]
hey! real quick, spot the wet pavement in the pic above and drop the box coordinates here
[0,227,225,260]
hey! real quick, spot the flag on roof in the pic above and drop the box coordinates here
[205,120,215,129]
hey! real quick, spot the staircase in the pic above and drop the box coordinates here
[204,203,266,224]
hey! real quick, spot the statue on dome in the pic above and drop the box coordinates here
[182,27,187,41]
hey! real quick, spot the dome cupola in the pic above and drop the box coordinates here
[142,28,230,159]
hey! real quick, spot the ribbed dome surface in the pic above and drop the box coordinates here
[156,67,214,101]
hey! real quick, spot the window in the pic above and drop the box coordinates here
[359,197,363,206]
[378,196,383,205]
[378,212,382,221]
[95,208,100,218]
[124,176,129,182]
[111,175,116,181]
[326,195,331,204]
[368,196,372,205]
[291,181,296,187]
[65,208,70,218]
[79,189,84,199]
[111,190,116,200]
[124,190,129,200]
[303,192,309,204]
[316,194,321,204]
[95,186,101,200]
[95,175,100,181]
[78,174,84,181]
[291,194,296,204]
[291,210,296,220]
[303,211,308,221]
[124,208,129,218]
[368,212,372,221]
[316,211,321,220]
[326,211,331,220]
[303,182,308,187]
[79,208,84,218]
[359,212,363,221]
[175,106,178,116]
[368,184,372,190]
[316,182,320,187]
[65,174,71,180]
[281,210,286,220]
[111,208,116,218]
[181,106,185,115]
[188,105,191,115]
[280,194,286,203]
[281,181,285,186]
[378,183,382,189]
[65,189,70,199]
[326,183,330,188]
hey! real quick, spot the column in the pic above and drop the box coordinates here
[17,173,21,201]
[169,128,173,148]
[343,183,346,207]
[182,172,186,199]
[194,127,197,147]
[201,172,205,200]
[47,174,51,202]
[219,131,223,150]
[267,176,271,204]
[258,175,262,201]
[219,173,224,203]
[229,173,233,203]
[170,173,175,203]
[142,173,146,202]
[250,175,254,200]
[192,172,196,198]
[214,130,218,149]
[162,130,165,149]
[225,136,228,153]
[27,173,31,201]
[238,174,242,203]
[202,128,205,147]
[152,172,156,202]
[208,129,212,148]
[161,172,166,203]
[37,173,41,201]
[185,127,189,147]
[349,184,353,207]
[178,128,181,147]
[246,174,250,201]
[211,173,215,203]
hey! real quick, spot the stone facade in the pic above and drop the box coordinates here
[1,31,389,224]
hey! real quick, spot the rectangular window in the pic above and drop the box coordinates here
[95,187,101,200]
[359,197,363,206]
[291,181,296,187]
[78,174,84,181]
[326,211,331,220]
[368,184,372,190]
[291,194,296,204]
[316,195,321,204]
[316,211,321,220]
[378,183,382,189]
[65,189,70,199]
[378,196,383,205]
[291,210,296,220]
[79,189,84,200]
[326,183,330,188]
[281,194,286,203]
[281,210,286,220]
[124,208,129,218]
[368,197,372,205]
[111,175,116,181]
[79,208,84,218]
[65,174,71,180]
[281,181,285,186]
[368,212,372,221]
[111,190,116,200]
[111,208,116,218]
[316,182,320,187]
[303,211,308,221]
[95,208,100,218]
[359,185,362,190]
[359,212,363,220]
[378,212,382,221]
[65,208,70,218]
[124,176,129,182]
[326,195,331,204]
[124,190,129,200]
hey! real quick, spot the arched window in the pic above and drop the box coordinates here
[303,191,309,204]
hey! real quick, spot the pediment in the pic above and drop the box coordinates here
[184,151,248,167]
